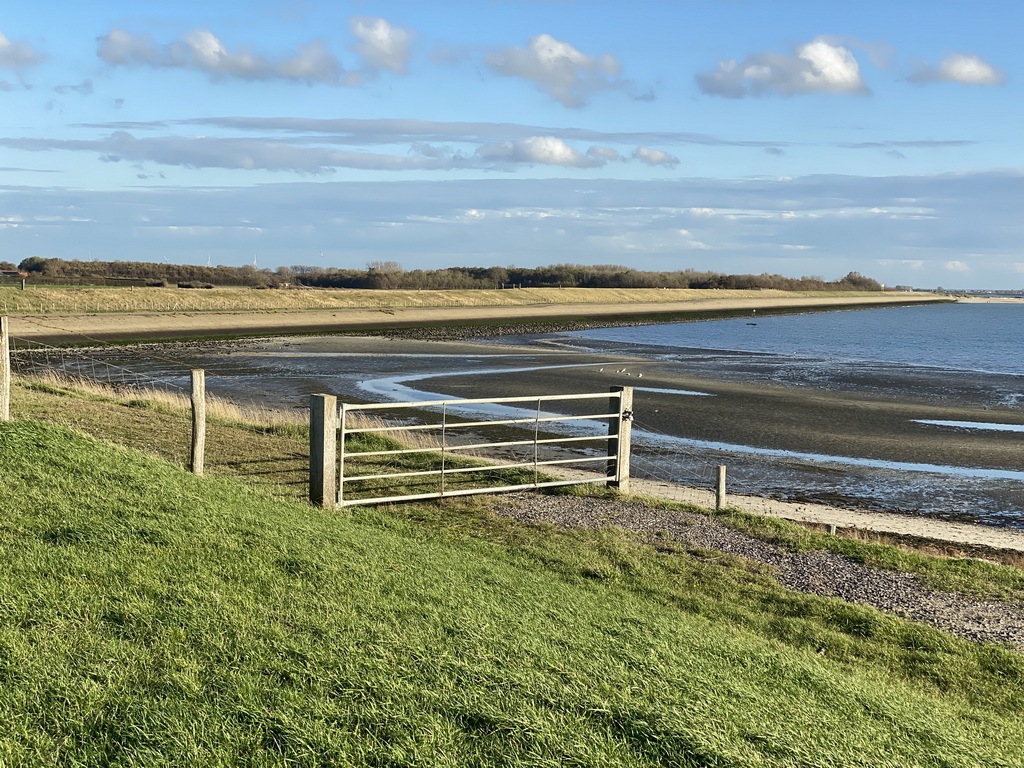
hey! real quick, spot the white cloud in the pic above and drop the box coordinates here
[586,146,620,162]
[484,34,632,107]
[587,227,710,253]
[909,53,1005,85]
[945,260,970,272]
[633,147,679,167]
[97,27,346,85]
[0,31,46,69]
[349,17,413,75]
[475,136,601,167]
[697,37,868,98]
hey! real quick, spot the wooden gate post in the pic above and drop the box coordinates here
[607,386,634,493]
[190,369,206,475]
[309,394,338,508]
[715,465,726,510]
[0,316,9,422]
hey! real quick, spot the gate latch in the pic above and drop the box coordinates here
[622,409,634,422]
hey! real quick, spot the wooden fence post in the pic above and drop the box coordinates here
[190,369,206,475]
[607,386,634,493]
[309,394,338,508]
[715,465,726,510]
[1,316,9,422]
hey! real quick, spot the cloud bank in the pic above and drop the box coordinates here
[97,27,347,85]
[2,171,1019,288]
[0,131,683,174]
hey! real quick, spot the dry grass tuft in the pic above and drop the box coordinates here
[20,370,304,431]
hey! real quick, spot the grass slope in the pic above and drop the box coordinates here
[0,285,927,315]
[14,377,1024,600]
[1,420,1022,766]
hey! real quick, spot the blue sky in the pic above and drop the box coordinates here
[0,0,1020,289]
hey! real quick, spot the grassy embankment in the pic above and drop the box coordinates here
[1,376,1023,765]
[0,285,936,315]
[12,374,1024,596]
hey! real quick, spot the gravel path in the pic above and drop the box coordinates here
[495,493,1024,650]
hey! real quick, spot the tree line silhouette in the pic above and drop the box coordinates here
[9,256,883,292]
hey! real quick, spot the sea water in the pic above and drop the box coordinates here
[569,303,1024,377]
[560,303,1024,526]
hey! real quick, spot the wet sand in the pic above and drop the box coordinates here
[412,353,1024,473]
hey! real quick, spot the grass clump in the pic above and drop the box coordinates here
[0,420,1022,765]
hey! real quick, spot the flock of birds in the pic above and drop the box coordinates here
[597,367,641,377]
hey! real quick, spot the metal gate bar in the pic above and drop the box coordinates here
[309,387,634,508]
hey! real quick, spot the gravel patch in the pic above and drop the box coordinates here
[494,492,1024,650]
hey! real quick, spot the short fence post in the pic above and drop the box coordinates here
[607,386,633,493]
[309,394,337,508]
[715,465,726,510]
[0,316,9,422]
[190,369,206,475]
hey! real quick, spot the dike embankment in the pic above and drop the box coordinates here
[9,292,948,345]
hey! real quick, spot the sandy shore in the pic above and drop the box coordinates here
[8,292,946,345]
[618,476,1024,554]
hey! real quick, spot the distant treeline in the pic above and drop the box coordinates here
[8,256,883,292]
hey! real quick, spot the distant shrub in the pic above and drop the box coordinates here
[177,281,214,289]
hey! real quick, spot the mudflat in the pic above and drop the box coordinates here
[412,351,1024,473]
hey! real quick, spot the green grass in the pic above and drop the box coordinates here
[13,376,1024,604]
[1,419,1023,766]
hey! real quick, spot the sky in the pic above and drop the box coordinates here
[0,0,1021,289]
